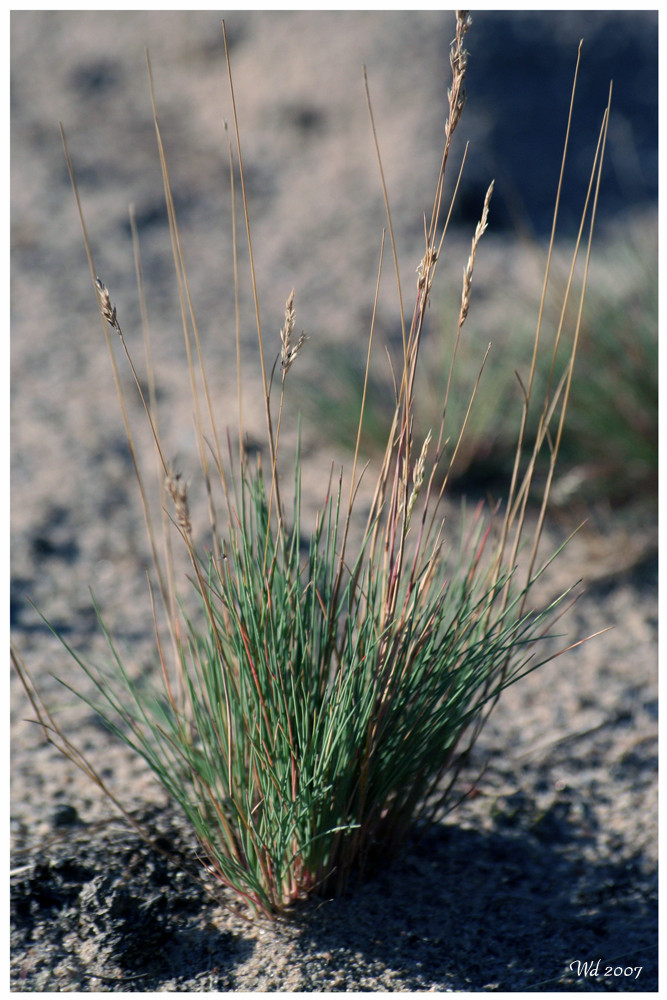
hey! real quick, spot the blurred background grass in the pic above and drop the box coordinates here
[305,212,657,515]
[298,11,657,526]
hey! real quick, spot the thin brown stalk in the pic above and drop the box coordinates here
[129,208,184,691]
[222,20,282,526]
[59,124,171,618]
[335,231,385,611]
[499,90,611,627]
[519,92,611,605]
[436,179,494,462]
[363,67,407,375]
[145,51,226,565]
[492,40,584,594]
[224,121,244,470]
[263,289,306,572]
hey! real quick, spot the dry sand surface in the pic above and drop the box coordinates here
[11,10,657,991]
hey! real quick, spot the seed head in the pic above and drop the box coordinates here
[406,430,432,525]
[417,246,438,292]
[460,181,494,327]
[446,11,472,140]
[280,288,307,376]
[95,276,118,331]
[166,470,192,537]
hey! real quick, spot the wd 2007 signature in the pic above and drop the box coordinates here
[570,959,642,982]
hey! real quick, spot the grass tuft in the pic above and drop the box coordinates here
[14,14,612,919]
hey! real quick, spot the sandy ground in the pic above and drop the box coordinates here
[10,10,657,991]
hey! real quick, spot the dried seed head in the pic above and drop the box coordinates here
[166,470,192,537]
[280,288,307,376]
[95,276,118,330]
[446,11,472,140]
[407,430,432,525]
[460,181,494,327]
[417,246,438,292]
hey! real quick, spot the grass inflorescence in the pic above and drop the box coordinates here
[14,13,612,919]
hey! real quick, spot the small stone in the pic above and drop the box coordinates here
[51,803,80,828]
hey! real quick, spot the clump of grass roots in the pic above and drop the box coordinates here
[13,13,611,920]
